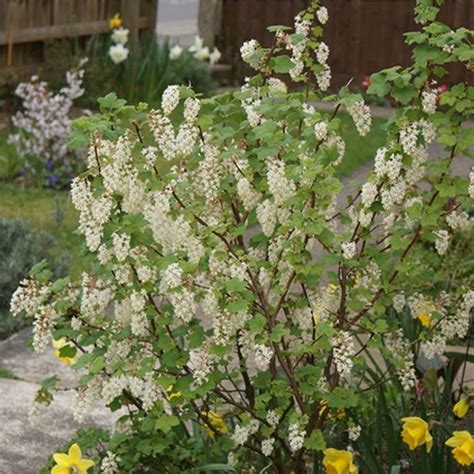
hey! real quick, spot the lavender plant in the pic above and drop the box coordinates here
[8,62,86,186]
[11,0,474,472]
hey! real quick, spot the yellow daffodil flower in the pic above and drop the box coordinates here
[401,417,433,452]
[320,400,346,420]
[166,385,182,401]
[453,398,469,418]
[109,13,122,29]
[53,338,77,365]
[52,443,94,474]
[418,312,431,328]
[446,431,474,466]
[323,448,358,474]
[417,303,437,328]
[202,411,228,437]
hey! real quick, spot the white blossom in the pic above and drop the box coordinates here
[161,85,180,115]
[314,121,328,141]
[108,43,129,64]
[422,90,437,114]
[341,241,356,260]
[347,100,371,136]
[288,423,306,452]
[111,27,129,45]
[169,44,183,60]
[262,438,275,456]
[434,229,450,256]
[316,42,330,64]
[317,6,329,24]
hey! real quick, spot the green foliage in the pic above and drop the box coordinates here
[0,218,69,339]
[81,33,216,109]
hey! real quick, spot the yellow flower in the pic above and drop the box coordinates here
[53,338,77,365]
[418,312,431,327]
[109,13,122,29]
[52,443,94,474]
[453,398,469,418]
[320,400,346,420]
[446,431,474,466]
[401,417,433,452]
[166,385,182,401]
[323,448,358,474]
[417,302,437,328]
[202,411,228,437]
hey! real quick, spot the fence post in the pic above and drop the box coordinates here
[198,0,223,48]
[120,0,141,44]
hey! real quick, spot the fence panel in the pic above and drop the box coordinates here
[219,0,474,86]
[0,0,156,68]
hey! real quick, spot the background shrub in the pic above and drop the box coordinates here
[0,217,69,339]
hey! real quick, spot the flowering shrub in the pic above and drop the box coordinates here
[8,63,86,186]
[11,0,474,472]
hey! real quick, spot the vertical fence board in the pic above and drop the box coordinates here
[220,0,473,86]
[0,0,156,68]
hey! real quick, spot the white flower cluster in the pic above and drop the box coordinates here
[9,65,85,177]
[101,451,120,474]
[348,425,361,442]
[254,344,273,371]
[385,330,416,391]
[400,119,436,157]
[341,241,356,260]
[434,229,450,255]
[185,36,221,64]
[71,178,114,251]
[317,6,329,24]
[266,158,296,206]
[347,100,372,136]
[237,177,261,211]
[446,209,470,231]
[262,437,275,456]
[374,148,403,181]
[240,39,261,64]
[288,423,306,452]
[314,121,328,141]
[393,293,406,313]
[316,42,330,64]
[332,331,355,378]
[232,419,260,446]
[162,85,180,115]
[109,26,129,64]
[421,89,437,114]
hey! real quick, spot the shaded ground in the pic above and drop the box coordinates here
[0,329,114,474]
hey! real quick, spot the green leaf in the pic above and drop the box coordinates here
[327,387,359,408]
[303,429,326,451]
[155,415,180,433]
[271,55,296,74]
[89,355,105,374]
[41,375,59,390]
[270,323,285,343]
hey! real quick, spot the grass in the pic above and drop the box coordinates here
[331,111,387,177]
[0,182,82,278]
[0,367,19,380]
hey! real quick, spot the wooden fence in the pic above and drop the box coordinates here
[219,0,474,86]
[0,0,157,68]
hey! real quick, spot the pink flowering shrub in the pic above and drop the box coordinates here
[11,1,474,472]
[8,62,86,186]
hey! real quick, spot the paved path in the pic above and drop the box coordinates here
[0,329,113,474]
